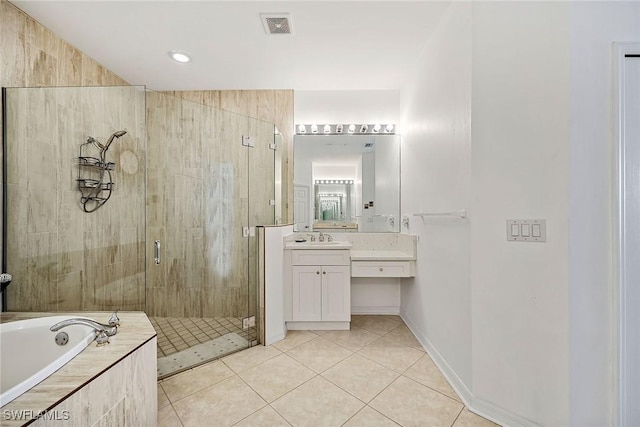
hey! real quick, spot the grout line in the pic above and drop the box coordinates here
[164,372,237,406]
[450,406,465,427]
[319,367,385,405]
[266,402,295,426]
[399,374,464,405]
[231,402,269,426]
[166,401,185,427]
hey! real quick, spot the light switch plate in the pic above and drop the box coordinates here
[507,219,546,242]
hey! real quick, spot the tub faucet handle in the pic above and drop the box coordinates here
[95,330,110,346]
[108,311,120,327]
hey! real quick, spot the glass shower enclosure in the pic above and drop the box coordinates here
[2,86,276,378]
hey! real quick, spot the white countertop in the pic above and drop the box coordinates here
[284,241,352,250]
[350,250,416,261]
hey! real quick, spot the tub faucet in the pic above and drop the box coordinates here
[108,311,120,327]
[50,318,118,346]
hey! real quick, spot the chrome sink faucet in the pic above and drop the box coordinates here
[50,313,119,346]
[319,232,325,242]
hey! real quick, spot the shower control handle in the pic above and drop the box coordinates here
[154,240,161,265]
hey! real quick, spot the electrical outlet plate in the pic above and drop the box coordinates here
[507,219,546,242]
[242,317,249,330]
[248,316,255,327]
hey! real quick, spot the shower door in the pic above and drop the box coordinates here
[145,92,274,377]
[2,86,147,312]
[2,86,275,377]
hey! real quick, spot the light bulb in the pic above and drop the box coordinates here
[311,124,318,133]
[298,124,306,133]
[323,124,331,134]
[385,124,394,133]
[348,124,356,133]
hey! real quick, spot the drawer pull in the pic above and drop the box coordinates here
[379,267,384,271]
[316,271,320,275]
[323,271,326,275]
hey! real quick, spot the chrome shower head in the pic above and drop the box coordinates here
[102,130,127,152]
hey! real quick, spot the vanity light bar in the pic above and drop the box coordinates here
[296,124,396,135]
[315,180,354,184]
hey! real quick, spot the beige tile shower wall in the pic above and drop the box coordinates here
[0,0,129,306]
[147,92,275,318]
[4,86,146,311]
[166,90,294,224]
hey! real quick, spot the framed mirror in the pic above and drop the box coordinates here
[293,134,400,232]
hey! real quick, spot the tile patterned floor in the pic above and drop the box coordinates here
[157,315,500,427]
[150,316,257,357]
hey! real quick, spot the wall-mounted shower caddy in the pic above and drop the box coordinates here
[77,130,126,213]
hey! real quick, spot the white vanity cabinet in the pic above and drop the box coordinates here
[285,248,351,330]
[292,265,350,321]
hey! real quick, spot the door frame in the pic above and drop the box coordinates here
[613,42,640,427]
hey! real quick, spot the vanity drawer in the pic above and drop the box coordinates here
[292,250,350,266]
[351,261,414,277]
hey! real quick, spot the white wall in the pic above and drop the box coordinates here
[399,0,473,396]
[470,3,571,425]
[568,3,640,425]
[399,2,639,426]
[351,278,401,315]
[295,90,400,125]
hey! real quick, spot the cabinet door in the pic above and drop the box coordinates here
[321,265,351,322]
[292,266,322,321]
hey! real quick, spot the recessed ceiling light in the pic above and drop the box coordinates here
[169,50,191,63]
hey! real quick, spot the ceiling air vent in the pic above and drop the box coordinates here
[261,13,293,35]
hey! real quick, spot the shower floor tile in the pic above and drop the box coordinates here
[150,316,257,358]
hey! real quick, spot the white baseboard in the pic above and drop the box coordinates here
[286,321,350,330]
[351,306,400,315]
[400,311,540,427]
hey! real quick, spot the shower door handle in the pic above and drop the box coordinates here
[154,240,161,265]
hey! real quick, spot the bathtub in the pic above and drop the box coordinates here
[0,316,95,407]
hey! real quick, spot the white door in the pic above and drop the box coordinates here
[294,185,310,232]
[321,265,351,322]
[292,265,321,321]
[617,45,640,427]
